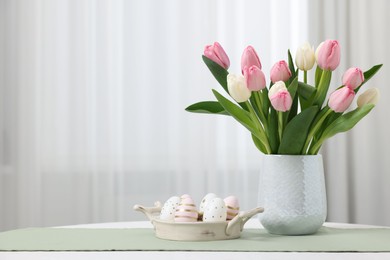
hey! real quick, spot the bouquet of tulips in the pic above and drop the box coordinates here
[186,40,382,154]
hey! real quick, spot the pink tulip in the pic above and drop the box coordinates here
[268,81,292,112]
[241,46,262,73]
[243,65,266,91]
[316,40,340,71]
[270,60,292,83]
[342,67,364,89]
[204,42,230,69]
[270,90,292,112]
[328,86,355,113]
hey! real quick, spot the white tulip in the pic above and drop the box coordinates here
[268,81,287,98]
[357,88,380,107]
[295,42,316,71]
[227,74,251,103]
[315,41,324,63]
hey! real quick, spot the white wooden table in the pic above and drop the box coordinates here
[1,220,389,260]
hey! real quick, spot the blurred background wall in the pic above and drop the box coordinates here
[0,0,388,231]
[308,0,390,225]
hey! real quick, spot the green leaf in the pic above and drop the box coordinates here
[203,55,249,112]
[260,88,270,118]
[212,90,264,142]
[363,64,383,82]
[202,55,229,93]
[298,81,316,100]
[286,77,298,123]
[268,108,279,154]
[309,104,375,154]
[298,81,316,111]
[314,110,341,140]
[322,111,341,129]
[287,77,299,99]
[301,106,333,154]
[278,106,319,154]
[185,101,229,115]
[249,95,261,117]
[288,95,299,123]
[315,66,323,87]
[319,104,375,141]
[287,49,297,82]
[249,93,268,126]
[355,64,383,93]
[312,70,332,108]
[251,134,267,153]
[310,106,331,130]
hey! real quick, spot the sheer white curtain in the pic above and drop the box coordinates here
[0,0,309,231]
[309,0,390,226]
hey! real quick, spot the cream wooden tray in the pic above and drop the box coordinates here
[134,201,264,241]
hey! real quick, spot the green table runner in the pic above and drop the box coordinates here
[1,227,390,252]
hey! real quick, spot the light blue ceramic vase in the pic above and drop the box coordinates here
[258,154,327,235]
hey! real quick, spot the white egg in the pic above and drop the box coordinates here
[202,198,227,222]
[224,195,240,220]
[159,196,180,221]
[199,193,217,214]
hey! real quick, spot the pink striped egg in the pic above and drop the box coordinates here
[224,196,240,220]
[174,197,198,222]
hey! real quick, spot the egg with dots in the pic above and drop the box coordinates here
[174,196,198,222]
[202,198,227,222]
[224,195,240,220]
[199,193,217,216]
[159,196,180,221]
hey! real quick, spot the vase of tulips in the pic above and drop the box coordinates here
[186,40,381,235]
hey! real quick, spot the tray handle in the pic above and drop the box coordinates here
[133,201,162,222]
[226,206,264,235]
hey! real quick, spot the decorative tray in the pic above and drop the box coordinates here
[134,201,263,241]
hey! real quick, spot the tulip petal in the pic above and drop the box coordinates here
[241,46,262,73]
[357,88,380,107]
[244,65,266,91]
[203,42,230,69]
[342,67,364,90]
[295,42,315,71]
[227,74,251,103]
[270,90,292,112]
[328,87,355,113]
[317,40,340,71]
[270,60,292,83]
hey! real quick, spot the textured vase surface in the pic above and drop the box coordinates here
[258,154,327,235]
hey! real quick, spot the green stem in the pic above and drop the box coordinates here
[308,139,323,155]
[245,101,271,154]
[312,70,332,107]
[254,92,268,130]
[302,108,333,154]
[304,70,307,84]
[277,111,284,141]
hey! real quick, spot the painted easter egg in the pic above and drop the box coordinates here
[160,196,180,221]
[174,196,198,222]
[199,193,217,215]
[224,195,240,220]
[203,198,227,222]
